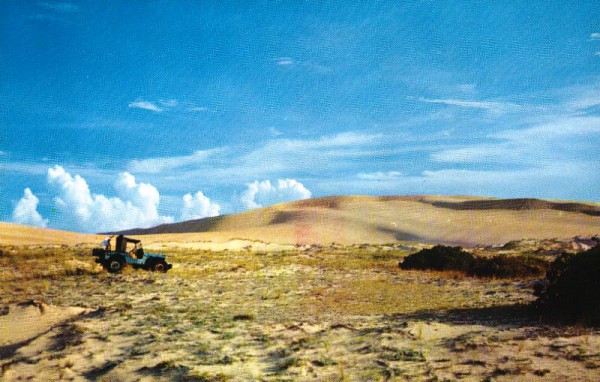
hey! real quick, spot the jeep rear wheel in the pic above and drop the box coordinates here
[107,257,124,273]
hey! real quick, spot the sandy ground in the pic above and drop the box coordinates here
[1,241,600,381]
[0,302,89,346]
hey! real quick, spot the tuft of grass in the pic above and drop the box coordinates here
[51,324,85,352]
[447,332,499,352]
[270,356,298,374]
[220,331,236,340]
[381,347,426,362]
[312,356,337,367]
[232,313,254,321]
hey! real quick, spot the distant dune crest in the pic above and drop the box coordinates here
[427,198,600,216]
[100,195,599,247]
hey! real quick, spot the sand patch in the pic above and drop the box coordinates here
[0,301,89,348]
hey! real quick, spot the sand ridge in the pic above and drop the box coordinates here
[2,195,599,247]
[118,195,600,247]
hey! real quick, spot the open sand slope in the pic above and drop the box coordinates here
[0,222,102,246]
[115,195,600,247]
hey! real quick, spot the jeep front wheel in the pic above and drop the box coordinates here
[152,261,167,272]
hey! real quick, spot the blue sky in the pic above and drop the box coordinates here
[1,1,599,233]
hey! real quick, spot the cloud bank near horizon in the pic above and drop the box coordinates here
[47,165,175,232]
[10,167,313,233]
[11,166,223,233]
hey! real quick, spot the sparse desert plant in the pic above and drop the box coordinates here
[270,356,298,373]
[312,356,337,367]
[232,313,255,321]
[399,245,475,272]
[535,244,600,325]
[381,347,426,362]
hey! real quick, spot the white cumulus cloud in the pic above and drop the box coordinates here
[12,188,48,227]
[47,165,173,232]
[181,191,221,221]
[240,179,311,209]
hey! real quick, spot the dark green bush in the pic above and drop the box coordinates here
[536,245,600,325]
[399,245,475,272]
[400,245,550,278]
[468,255,548,278]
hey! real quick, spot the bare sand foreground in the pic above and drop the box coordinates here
[1,239,600,381]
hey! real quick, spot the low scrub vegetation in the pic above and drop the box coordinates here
[400,245,548,278]
[535,244,600,325]
[469,255,547,278]
[0,245,100,282]
[399,245,475,272]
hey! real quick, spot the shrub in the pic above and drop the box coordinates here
[535,245,600,325]
[399,245,474,272]
[468,255,548,278]
[399,245,550,278]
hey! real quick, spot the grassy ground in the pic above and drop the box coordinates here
[1,244,599,381]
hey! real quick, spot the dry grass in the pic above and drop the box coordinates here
[2,242,600,381]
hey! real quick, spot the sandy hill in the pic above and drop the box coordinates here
[0,222,102,246]
[110,195,600,247]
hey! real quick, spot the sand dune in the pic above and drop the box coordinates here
[2,195,599,248]
[114,195,600,247]
[0,222,102,246]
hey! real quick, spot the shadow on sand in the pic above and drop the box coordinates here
[384,304,599,334]
[384,304,542,328]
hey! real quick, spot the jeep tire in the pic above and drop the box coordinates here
[152,260,168,272]
[107,256,124,273]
